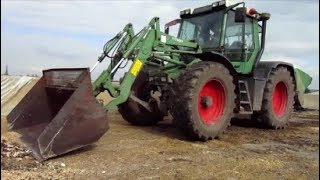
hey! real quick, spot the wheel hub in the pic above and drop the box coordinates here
[201,96,213,107]
[198,79,225,125]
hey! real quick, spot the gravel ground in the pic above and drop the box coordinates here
[1,110,319,179]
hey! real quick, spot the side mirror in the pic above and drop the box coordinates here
[164,19,181,35]
[235,7,247,23]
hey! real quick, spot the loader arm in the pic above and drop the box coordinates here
[92,17,201,110]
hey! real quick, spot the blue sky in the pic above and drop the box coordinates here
[1,0,319,89]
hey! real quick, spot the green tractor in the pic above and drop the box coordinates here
[7,0,312,161]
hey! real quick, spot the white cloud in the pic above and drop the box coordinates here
[1,0,319,89]
[267,42,318,53]
[1,1,180,35]
[1,30,98,74]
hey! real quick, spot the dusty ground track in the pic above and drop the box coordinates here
[1,110,319,179]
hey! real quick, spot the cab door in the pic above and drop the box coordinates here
[222,10,259,74]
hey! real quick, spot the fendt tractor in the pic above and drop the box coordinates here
[7,1,312,161]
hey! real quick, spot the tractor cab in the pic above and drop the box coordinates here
[165,0,270,73]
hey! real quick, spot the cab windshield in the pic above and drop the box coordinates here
[178,11,224,49]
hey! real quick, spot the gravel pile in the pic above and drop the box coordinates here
[1,139,39,170]
[1,139,32,159]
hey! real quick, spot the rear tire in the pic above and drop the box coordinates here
[258,67,295,129]
[171,61,236,141]
[117,69,163,126]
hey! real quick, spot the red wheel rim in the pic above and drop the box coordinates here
[272,81,288,117]
[198,79,225,125]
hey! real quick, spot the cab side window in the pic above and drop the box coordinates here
[179,21,197,40]
[224,11,254,61]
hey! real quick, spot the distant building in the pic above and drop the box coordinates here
[4,65,9,75]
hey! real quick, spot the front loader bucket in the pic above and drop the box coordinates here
[6,68,109,161]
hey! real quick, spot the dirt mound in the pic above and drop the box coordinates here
[1,76,39,117]
[1,75,38,107]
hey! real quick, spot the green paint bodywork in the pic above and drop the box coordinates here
[92,17,202,110]
[294,68,313,94]
[92,4,313,111]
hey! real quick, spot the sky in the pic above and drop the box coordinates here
[1,0,319,89]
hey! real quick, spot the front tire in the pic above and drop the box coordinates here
[259,67,295,129]
[171,62,236,141]
[118,69,164,126]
